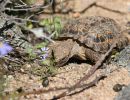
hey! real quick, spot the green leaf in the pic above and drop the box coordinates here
[39,19,49,26]
[41,59,51,66]
[54,17,61,23]
[34,42,47,49]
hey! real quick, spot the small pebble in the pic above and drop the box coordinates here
[42,77,49,87]
[73,12,80,18]
[113,84,126,92]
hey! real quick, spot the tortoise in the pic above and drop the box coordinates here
[49,16,130,67]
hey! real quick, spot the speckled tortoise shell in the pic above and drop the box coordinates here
[60,16,128,53]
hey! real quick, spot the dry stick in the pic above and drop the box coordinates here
[68,74,106,96]
[51,75,106,100]
[5,0,54,11]
[51,30,125,99]
[71,60,130,96]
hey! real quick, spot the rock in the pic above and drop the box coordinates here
[113,45,130,70]
[114,83,130,100]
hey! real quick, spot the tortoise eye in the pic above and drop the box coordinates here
[99,36,105,42]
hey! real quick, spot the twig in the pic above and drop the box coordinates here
[19,0,27,6]
[52,74,106,100]
[9,17,39,23]
[5,0,54,11]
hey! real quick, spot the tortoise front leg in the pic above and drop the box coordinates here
[85,48,101,63]
[70,42,101,63]
[49,39,75,67]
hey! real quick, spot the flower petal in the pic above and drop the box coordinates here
[41,47,49,52]
[0,43,13,57]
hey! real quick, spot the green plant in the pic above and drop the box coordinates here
[39,16,63,39]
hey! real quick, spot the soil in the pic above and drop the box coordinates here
[4,0,130,100]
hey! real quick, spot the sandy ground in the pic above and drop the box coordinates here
[6,64,130,100]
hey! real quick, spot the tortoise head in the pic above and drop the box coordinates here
[49,39,75,67]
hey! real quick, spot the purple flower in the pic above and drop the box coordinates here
[40,47,49,60]
[41,47,49,52]
[40,53,48,60]
[0,42,13,57]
